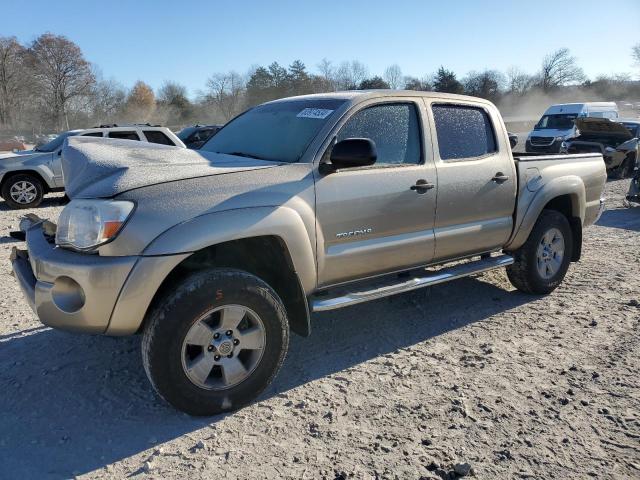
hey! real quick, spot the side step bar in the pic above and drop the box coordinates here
[311,254,514,312]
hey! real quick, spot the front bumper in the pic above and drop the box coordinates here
[10,220,138,334]
[10,217,191,335]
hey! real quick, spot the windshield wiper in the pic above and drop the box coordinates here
[219,151,268,161]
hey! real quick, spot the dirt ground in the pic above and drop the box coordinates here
[0,180,638,480]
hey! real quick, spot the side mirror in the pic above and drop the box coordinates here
[323,138,377,173]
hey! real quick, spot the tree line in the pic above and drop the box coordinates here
[1,33,640,137]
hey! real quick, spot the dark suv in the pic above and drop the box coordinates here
[177,125,222,149]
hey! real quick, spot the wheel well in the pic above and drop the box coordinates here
[625,151,636,166]
[0,170,50,194]
[543,195,582,261]
[143,236,311,337]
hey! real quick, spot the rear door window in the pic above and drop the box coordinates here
[108,131,140,141]
[432,104,497,160]
[144,130,175,145]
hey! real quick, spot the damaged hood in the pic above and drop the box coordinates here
[0,150,46,161]
[62,137,282,198]
[574,118,633,141]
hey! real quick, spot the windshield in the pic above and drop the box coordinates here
[534,114,577,131]
[35,131,79,152]
[200,99,346,162]
[177,127,197,141]
[622,123,640,138]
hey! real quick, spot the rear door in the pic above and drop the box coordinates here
[426,101,517,261]
[314,99,437,286]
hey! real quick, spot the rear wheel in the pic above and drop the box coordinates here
[1,174,44,209]
[142,268,289,416]
[507,210,573,294]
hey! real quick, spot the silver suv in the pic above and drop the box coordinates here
[0,124,185,209]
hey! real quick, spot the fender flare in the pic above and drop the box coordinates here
[143,206,317,295]
[505,175,585,251]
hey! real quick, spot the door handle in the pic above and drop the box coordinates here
[492,172,509,183]
[410,179,435,193]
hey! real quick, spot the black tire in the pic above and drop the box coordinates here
[1,173,44,209]
[506,210,573,295]
[142,268,289,416]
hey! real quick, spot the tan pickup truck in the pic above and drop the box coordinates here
[11,91,606,415]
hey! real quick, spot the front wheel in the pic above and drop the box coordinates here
[506,210,573,294]
[142,268,289,416]
[1,174,44,209]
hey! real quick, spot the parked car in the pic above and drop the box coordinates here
[560,118,639,179]
[0,124,185,209]
[0,138,27,152]
[526,102,619,154]
[10,91,606,415]
[177,124,222,149]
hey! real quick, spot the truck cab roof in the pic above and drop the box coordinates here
[266,90,495,106]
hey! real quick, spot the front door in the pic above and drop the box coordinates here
[315,101,437,287]
[427,101,517,261]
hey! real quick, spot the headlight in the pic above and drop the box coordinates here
[56,199,134,251]
[555,136,565,142]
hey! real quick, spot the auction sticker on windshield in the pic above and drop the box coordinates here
[297,108,334,119]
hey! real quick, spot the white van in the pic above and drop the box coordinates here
[525,102,619,153]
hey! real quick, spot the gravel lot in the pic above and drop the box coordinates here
[1,180,639,479]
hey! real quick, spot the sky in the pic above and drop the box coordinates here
[3,0,639,97]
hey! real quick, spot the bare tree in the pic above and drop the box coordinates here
[505,66,533,95]
[538,48,585,91]
[334,60,368,90]
[205,71,245,121]
[463,70,505,102]
[0,37,29,127]
[28,33,95,130]
[403,76,431,91]
[89,78,126,123]
[633,44,640,76]
[157,81,192,124]
[383,64,403,89]
[317,58,335,90]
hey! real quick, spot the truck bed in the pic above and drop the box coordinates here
[507,152,606,250]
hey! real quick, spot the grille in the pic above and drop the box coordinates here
[530,136,555,146]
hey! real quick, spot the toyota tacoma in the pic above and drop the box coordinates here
[10,91,607,415]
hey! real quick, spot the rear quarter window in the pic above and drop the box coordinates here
[108,131,140,141]
[144,130,175,145]
[432,104,497,160]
